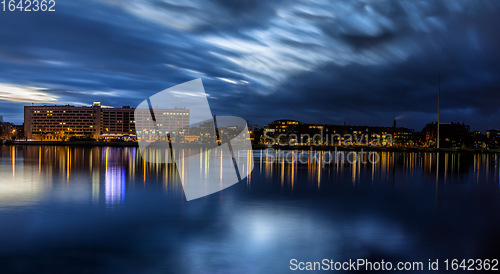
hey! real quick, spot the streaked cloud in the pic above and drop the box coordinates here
[0,84,58,103]
[0,0,498,131]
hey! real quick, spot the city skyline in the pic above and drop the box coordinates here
[1,1,500,273]
[0,0,499,132]
[0,101,497,134]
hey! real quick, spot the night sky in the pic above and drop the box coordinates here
[0,0,499,132]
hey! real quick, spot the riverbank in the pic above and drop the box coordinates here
[3,140,499,154]
[3,140,210,149]
[251,144,500,154]
[4,140,138,147]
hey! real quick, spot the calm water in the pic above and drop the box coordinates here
[0,145,500,273]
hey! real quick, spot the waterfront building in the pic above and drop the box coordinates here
[262,119,411,146]
[101,106,136,139]
[422,122,471,147]
[134,108,190,141]
[24,103,189,141]
[24,103,101,140]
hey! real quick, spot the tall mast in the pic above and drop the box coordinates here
[437,71,440,149]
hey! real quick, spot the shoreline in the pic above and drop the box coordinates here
[2,140,499,154]
[252,144,499,154]
[3,140,138,147]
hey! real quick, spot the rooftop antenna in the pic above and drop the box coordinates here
[437,71,440,149]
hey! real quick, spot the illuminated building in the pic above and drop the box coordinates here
[101,106,136,139]
[262,120,413,146]
[264,120,301,133]
[0,122,22,140]
[134,108,190,141]
[24,104,101,140]
[422,122,470,148]
[24,103,189,141]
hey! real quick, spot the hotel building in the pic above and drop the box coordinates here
[24,103,102,140]
[24,103,190,141]
[134,108,190,141]
[101,106,136,137]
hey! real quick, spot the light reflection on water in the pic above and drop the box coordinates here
[257,149,500,189]
[0,145,499,273]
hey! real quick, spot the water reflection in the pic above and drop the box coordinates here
[1,146,499,209]
[105,165,125,205]
[1,146,500,272]
[0,146,258,208]
[257,149,500,191]
[0,146,46,208]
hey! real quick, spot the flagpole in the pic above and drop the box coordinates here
[437,71,440,149]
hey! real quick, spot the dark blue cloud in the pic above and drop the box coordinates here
[0,0,499,132]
